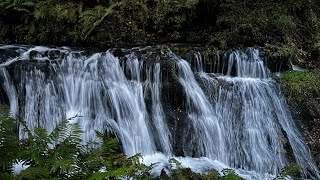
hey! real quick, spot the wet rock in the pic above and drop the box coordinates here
[29,50,38,58]
[48,50,61,59]
[0,48,20,63]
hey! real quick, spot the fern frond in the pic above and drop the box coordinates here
[79,11,98,18]
[21,1,35,7]
[80,2,125,39]
[0,172,14,180]
[50,158,77,175]
[17,166,52,180]
[0,115,19,171]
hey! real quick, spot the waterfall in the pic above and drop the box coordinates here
[186,49,319,177]
[59,52,157,155]
[0,68,18,117]
[148,63,173,155]
[0,45,319,179]
[176,60,223,159]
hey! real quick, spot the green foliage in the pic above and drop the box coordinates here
[264,44,308,59]
[0,0,319,49]
[221,169,242,180]
[16,118,85,179]
[273,14,295,34]
[17,167,52,180]
[202,170,219,180]
[264,44,309,67]
[170,167,200,180]
[279,164,301,178]
[151,0,197,39]
[0,172,15,180]
[279,70,320,102]
[0,105,19,172]
[85,132,153,179]
[216,0,320,48]
[34,1,78,23]
[80,2,124,40]
[0,112,153,179]
[0,0,34,14]
[311,42,320,60]
[0,0,204,46]
[168,158,242,180]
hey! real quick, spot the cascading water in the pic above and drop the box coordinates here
[186,49,319,178]
[0,45,319,179]
[0,68,18,117]
[58,52,157,155]
[147,63,173,155]
[176,60,223,159]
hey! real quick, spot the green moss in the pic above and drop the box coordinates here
[279,164,301,178]
[279,70,320,103]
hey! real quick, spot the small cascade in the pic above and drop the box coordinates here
[0,68,18,117]
[188,48,319,177]
[0,45,319,179]
[19,68,64,139]
[58,52,156,155]
[188,48,268,78]
[148,63,172,155]
[203,75,287,174]
[176,59,223,159]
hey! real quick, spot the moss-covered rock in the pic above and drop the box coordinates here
[279,70,320,103]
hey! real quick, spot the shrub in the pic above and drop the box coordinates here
[0,111,152,179]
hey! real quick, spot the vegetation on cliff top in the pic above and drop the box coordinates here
[0,0,319,52]
[279,70,320,103]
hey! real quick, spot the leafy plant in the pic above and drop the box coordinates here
[0,111,153,179]
[0,0,35,14]
[0,105,19,172]
[16,118,85,179]
[169,159,241,180]
[221,169,242,180]
[80,2,124,40]
[279,164,300,178]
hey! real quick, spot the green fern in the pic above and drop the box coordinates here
[79,2,124,39]
[0,105,19,172]
[0,172,15,180]
[34,1,78,23]
[18,116,85,178]
[1,111,153,179]
[0,0,34,14]
[16,166,52,180]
